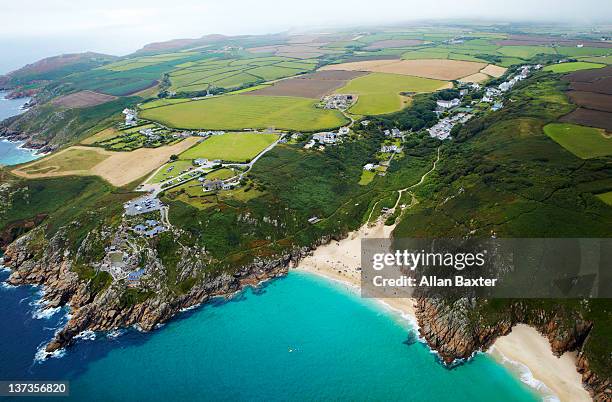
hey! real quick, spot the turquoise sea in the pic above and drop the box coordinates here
[0,90,40,166]
[0,267,541,401]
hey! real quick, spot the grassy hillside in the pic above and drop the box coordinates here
[392,72,612,380]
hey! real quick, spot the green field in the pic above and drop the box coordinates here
[207,168,237,180]
[103,52,199,72]
[555,46,611,58]
[335,72,448,115]
[497,45,557,59]
[179,133,278,162]
[358,169,376,185]
[596,191,612,206]
[140,95,348,131]
[21,148,109,174]
[578,56,612,65]
[543,123,612,159]
[543,62,606,73]
[139,98,192,110]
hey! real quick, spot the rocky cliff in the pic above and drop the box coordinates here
[416,298,610,401]
[2,227,319,355]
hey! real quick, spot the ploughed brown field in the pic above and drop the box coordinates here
[320,59,487,80]
[561,66,612,130]
[363,39,425,50]
[563,65,612,83]
[567,91,612,113]
[560,109,612,131]
[496,34,612,48]
[52,90,118,108]
[246,70,367,98]
[569,79,612,95]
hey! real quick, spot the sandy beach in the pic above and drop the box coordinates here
[294,219,591,402]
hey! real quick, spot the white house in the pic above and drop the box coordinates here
[338,127,350,135]
[122,108,137,126]
[436,98,460,109]
[313,132,338,144]
[381,145,402,153]
[363,163,378,171]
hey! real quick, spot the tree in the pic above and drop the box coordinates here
[169,154,178,161]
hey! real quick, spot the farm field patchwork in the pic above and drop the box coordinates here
[543,123,612,159]
[140,95,348,131]
[179,133,278,162]
[321,58,489,80]
[335,72,450,115]
[543,62,606,73]
[167,56,319,93]
[245,70,367,98]
[102,52,198,72]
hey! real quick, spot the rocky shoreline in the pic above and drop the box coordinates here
[0,132,55,154]
[1,228,335,356]
[1,224,609,400]
[416,298,610,400]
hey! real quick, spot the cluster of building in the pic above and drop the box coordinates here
[99,246,146,284]
[428,112,473,140]
[436,98,461,110]
[124,195,163,216]
[200,177,240,192]
[139,128,161,141]
[384,128,404,139]
[122,108,137,126]
[194,158,221,168]
[380,144,403,153]
[319,94,355,110]
[305,126,350,149]
[483,65,541,105]
[132,219,166,238]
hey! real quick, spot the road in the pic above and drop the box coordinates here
[139,134,285,197]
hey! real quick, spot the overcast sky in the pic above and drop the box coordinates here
[1,0,609,73]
